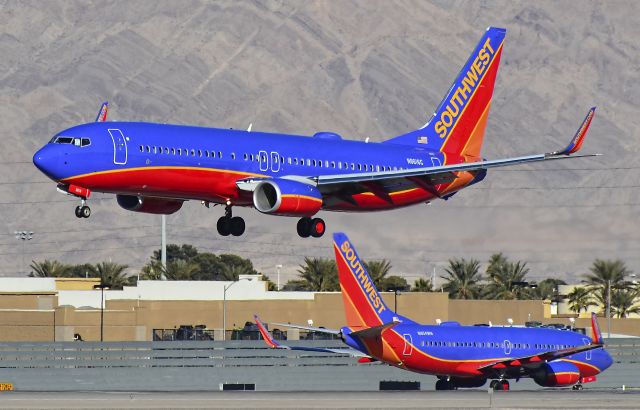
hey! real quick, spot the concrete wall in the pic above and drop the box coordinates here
[0,288,638,342]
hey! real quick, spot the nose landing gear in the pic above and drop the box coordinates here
[217,204,245,236]
[75,202,91,218]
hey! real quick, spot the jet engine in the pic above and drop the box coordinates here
[116,195,183,215]
[531,361,580,387]
[253,178,322,216]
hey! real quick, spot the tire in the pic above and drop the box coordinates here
[230,217,245,236]
[310,218,326,238]
[435,379,446,391]
[217,217,231,236]
[81,206,91,218]
[296,217,311,238]
[75,206,83,218]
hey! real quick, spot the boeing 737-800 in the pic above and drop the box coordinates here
[255,233,612,391]
[33,27,596,237]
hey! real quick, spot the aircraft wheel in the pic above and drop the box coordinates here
[217,217,231,236]
[309,218,325,238]
[572,384,583,391]
[435,379,447,391]
[75,206,83,218]
[296,217,311,238]
[230,217,245,236]
[490,380,502,390]
[80,206,91,218]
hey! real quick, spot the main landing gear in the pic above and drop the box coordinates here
[296,217,326,238]
[435,379,457,390]
[572,384,583,390]
[216,204,245,237]
[74,199,91,219]
[489,379,510,391]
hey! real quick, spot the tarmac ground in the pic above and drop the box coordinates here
[0,390,638,409]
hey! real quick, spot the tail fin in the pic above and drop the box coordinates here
[333,232,413,330]
[384,27,506,158]
[95,101,108,122]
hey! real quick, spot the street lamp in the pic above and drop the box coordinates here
[275,264,283,291]
[222,278,248,341]
[93,282,110,342]
[607,279,611,339]
[14,231,33,274]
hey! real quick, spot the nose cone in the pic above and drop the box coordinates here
[600,349,614,371]
[33,145,61,181]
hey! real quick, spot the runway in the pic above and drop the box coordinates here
[0,390,638,409]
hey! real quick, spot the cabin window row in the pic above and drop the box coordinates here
[138,144,407,172]
[419,340,575,350]
[139,145,223,159]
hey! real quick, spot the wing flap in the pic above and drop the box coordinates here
[478,343,603,372]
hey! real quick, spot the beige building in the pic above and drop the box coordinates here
[0,277,638,342]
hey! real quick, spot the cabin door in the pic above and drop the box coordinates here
[402,333,413,356]
[108,129,127,165]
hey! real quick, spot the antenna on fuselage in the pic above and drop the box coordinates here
[247,123,253,132]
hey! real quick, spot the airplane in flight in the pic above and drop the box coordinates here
[33,27,597,238]
[255,232,613,391]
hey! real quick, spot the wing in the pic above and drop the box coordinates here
[254,315,367,357]
[316,107,598,187]
[477,343,603,372]
[479,313,606,372]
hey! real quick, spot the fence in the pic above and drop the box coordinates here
[0,339,636,391]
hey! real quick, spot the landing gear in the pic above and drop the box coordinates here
[572,384,583,391]
[296,217,326,238]
[435,378,457,390]
[490,379,509,390]
[74,200,91,219]
[216,204,245,236]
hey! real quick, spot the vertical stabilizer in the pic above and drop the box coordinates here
[384,27,506,159]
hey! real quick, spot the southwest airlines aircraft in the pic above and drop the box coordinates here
[255,233,612,391]
[33,27,596,238]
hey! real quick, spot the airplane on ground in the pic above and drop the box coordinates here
[254,232,613,391]
[33,27,597,238]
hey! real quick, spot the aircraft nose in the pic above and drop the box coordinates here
[33,145,60,180]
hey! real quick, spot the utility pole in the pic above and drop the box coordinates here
[14,231,33,274]
[161,215,167,279]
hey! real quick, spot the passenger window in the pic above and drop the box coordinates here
[218,151,222,158]
[205,151,209,157]
[139,145,143,152]
[231,153,236,160]
[177,149,182,155]
[171,148,176,155]
[331,161,335,168]
[81,138,91,147]
[190,149,195,156]
[146,146,151,153]
[198,149,202,157]
[244,153,248,160]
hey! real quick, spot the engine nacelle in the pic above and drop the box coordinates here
[532,361,580,387]
[116,195,183,215]
[253,178,322,217]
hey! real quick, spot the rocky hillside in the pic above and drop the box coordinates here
[1,0,638,285]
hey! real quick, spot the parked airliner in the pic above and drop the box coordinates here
[33,27,597,237]
[255,232,612,391]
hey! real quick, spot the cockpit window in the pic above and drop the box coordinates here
[50,136,91,147]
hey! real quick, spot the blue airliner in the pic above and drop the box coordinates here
[255,232,613,391]
[33,27,596,237]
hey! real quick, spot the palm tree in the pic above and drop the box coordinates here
[484,260,532,300]
[297,257,339,291]
[441,258,482,299]
[162,260,200,281]
[29,260,69,277]
[567,286,596,314]
[363,260,392,288]
[611,288,640,318]
[583,259,631,314]
[534,278,566,300]
[90,262,129,289]
[412,278,434,292]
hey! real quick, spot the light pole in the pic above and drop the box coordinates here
[607,279,611,339]
[275,264,283,291]
[222,279,247,341]
[14,231,33,274]
[94,280,109,342]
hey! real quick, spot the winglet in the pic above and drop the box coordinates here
[95,101,109,122]
[254,314,283,349]
[551,107,596,156]
[591,312,604,345]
